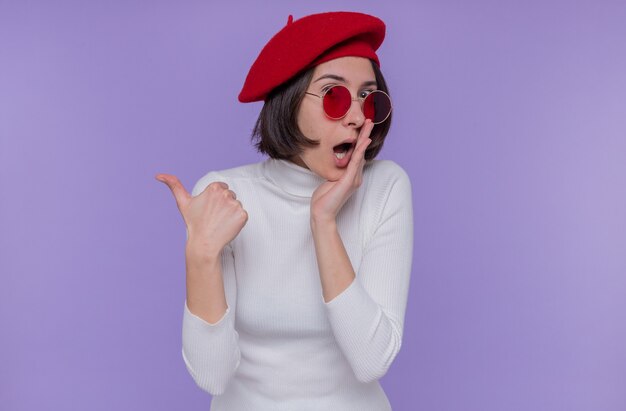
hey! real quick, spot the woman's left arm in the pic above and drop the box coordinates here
[310,121,414,383]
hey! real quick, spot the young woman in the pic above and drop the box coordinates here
[156,11,413,411]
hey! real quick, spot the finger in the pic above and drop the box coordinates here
[349,121,373,170]
[341,132,372,189]
[357,119,374,149]
[357,138,372,170]
[208,181,229,190]
[155,173,191,209]
[337,148,367,193]
[355,134,372,161]
[222,189,236,200]
[354,138,371,179]
[347,120,374,173]
[357,138,372,167]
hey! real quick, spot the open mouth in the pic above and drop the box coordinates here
[332,141,356,168]
[333,142,354,159]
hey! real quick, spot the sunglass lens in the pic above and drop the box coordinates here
[363,91,392,124]
[323,86,351,119]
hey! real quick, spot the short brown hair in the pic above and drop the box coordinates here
[251,60,392,161]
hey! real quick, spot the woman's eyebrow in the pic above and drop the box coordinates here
[313,74,377,87]
[313,74,345,83]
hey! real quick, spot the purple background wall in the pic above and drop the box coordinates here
[1,1,625,410]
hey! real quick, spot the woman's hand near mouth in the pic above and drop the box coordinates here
[310,119,374,226]
[309,119,373,303]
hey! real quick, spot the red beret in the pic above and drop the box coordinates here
[238,11,386,103]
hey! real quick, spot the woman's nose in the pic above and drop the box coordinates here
[342,98,365,128]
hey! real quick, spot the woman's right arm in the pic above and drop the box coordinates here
[156,171,247,395]
[184,241,228,324]
[182,241,240,395]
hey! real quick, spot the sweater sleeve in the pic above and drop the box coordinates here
[323,164,413,383]
[181,173,241,395]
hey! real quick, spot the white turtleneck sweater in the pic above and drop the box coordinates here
[182,158,413,411]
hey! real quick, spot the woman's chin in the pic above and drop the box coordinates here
[296,157,347,182]
[318,166,346,182]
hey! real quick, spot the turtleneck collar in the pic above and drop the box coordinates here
[263,158,327,198]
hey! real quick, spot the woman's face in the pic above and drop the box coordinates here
[291,56,377,181]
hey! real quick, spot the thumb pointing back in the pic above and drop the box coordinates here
[155,173,191,211]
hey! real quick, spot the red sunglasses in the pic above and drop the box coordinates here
[305,85,392,125]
